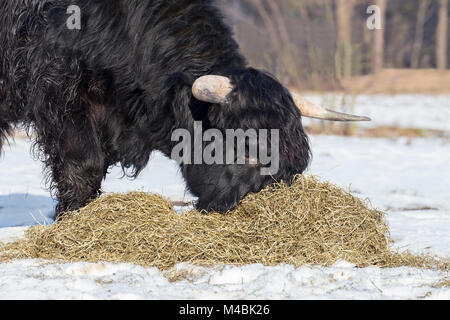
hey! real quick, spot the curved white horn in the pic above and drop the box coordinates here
[291,93,371,122]
[192,75,371,122]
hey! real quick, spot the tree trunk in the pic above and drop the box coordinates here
[437,0,448,70]
[336,0,355,78]
[411,0,431,69]
[372,0,387,74]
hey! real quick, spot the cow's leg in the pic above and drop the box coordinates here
[0,119,14,153]
[37,117,107,220]
[55,130,106,219]
[0,77,15,152]
[27,59,110,220]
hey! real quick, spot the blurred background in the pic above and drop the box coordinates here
[218,0,449,93]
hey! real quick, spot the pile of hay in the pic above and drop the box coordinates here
[1,175,448,271]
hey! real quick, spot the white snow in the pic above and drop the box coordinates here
[0,259,448,300]
[0,95,449,300]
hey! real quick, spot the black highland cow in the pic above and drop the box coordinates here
[0,0,369,219]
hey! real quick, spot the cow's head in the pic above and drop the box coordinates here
[175,68,370,213]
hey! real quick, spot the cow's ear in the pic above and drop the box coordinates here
[80,79,111,126]
[161,73,199,128]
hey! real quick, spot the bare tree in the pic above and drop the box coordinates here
[245,0,311,86]
[266,0,298,84]
[247,0,281,50]
[411,0,431,68]
[372,0,387,74]
[437,0,448,70]
[336,0,355,78]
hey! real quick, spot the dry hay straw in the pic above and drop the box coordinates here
[1,175,448,272]
[433,279,450,288]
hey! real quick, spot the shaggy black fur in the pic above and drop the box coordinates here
[0,0,310,219]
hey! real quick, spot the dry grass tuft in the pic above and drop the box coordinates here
[1,175,448,271]
[433,279,450,288]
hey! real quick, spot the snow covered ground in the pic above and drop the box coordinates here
[0,95,449,300]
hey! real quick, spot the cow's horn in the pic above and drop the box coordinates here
[290,93,371,122]
[192,75,233,105]
[192,75,371,122]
